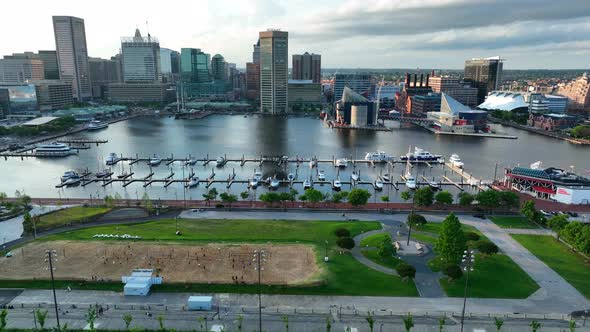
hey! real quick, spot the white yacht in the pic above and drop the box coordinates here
[148,156,162,166]
[96,169,110,178]
[63,176,81,186]
[117,171,129,179]
[287,173,295,181]
[270,178,280,190]
[249,178,259,188]
[216,156,226,166]
[87,120,108,130]
[303,179,312,190]
[35,142,77,157]
[187,177,200,188]
[105,153,120,165]
[61,170,79,182]
[335,158,348,168]
[184,158,197,166]
[309,158,317,168]
[332,179,342,191]
[404,146,417,189]
[449,154,464,168]
[429,180,440,191]
[253,170,263,181]
[318,170,326,181]
[400,147,442,162]
[374,180,384,190]
[364,151,395,162]
[351,171,360,181]
[382,173,391,182]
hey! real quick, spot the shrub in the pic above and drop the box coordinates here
[334,227,351,238]
[336,237,355,249]
[215,204,224,209]
[407,213,427,228]
[464,231,480,242]
[443,263,463,280]
[476,240,499,254]
[396,262,416,279]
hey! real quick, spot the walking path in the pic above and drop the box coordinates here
[351,229,398,275]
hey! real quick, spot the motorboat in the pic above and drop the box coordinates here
[96,169,110,178]
[318,170,326,181]
[148,156,162,166]
[303,179,312,189]
[405,173,417,189]
[335,158,348,168]
[249,178,259,188]
[449,154,464,168]
[351,171,360,181]
[382,173,391,182]
[216,156,226,166]
[400,147,442,162]
[63,176,81,186]
[61,170,79,182]
[287,173,295,181]
[87,120,108,130]
[187,177,200,188]
[184,158,197,166]
[364,151,395,162]
[35,142,77,157]
[105,153,120,165]
[117,171,129,179]
[429,180,440,191]
[332,179,342,191]
[253,170,263,181]
[374,180,384,190]
[309,158,317,168]
[270,177,280,190]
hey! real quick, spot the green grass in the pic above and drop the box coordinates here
[359,233,391,248]
[418,222,484,237]
[490,216,538,229]
[18,219,419,297]
[411,233,438,245]
[361,249,402,270]
[512,234,590,299]
[439,254,539,298]
[37,206,111,229]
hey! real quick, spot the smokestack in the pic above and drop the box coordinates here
[413,74,417,87]
[431,69,435,77]
[426,74,430,87]
[420,74,424,87]
[405,73,410,86]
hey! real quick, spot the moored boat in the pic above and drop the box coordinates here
[148,156,162,166]
[105,153,120,165]
[332,179,342,191]
[87,120,108,130]
[449,154,464,168]
[374,180,384,190]
[400,147,442,162]
[318,170,326,181]
[35,142,77,157]
[303,179,312,189]
[364,151,395,162]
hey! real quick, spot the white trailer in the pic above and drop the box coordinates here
[188,296,213,311]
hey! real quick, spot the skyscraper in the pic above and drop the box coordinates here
[211,54,227,81]
[121,29,161,82]
[181,48,211,83]
[0,58,44,84]
[52,16,91,100]
[292,52,321,83]
[464,56,503,104]
[37,51,59,80]
[252,39,260,64]
[333,73,371,102]
[259,29,288,114]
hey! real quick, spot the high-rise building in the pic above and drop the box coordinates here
[333,73,371,101]
[292,52,321,83]
[464,56,503,104]
[181,48,211,83]
[259,30,288,114]
[288,80,321,109]
[52,16,91,100]
[211,54,227,81]
[5,51,59,80]
[252,39,260,64]
[89,57,122,98]
[429,75,478,108]
[0,58,44,84]
[32,80,74,111]
[160,48,180,83]
[121,29,161,82]
[557,73,590,111]
[246,62,260,101]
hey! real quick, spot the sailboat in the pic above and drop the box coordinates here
[405,146,417,189]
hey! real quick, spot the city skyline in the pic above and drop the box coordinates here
[1,0,590,69]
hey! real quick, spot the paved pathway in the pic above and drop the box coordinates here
[352,229,397,275]
[504,228,555,235]
[0,204,75,246]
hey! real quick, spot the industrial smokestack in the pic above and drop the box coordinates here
[405,73,410,86]
[413,74,417,87]
[426,74,430,87]
[420,74,424,87]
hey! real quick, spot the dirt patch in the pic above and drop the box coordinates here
[0,241,320,285]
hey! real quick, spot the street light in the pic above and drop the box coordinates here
[324,240,329,262]
[44,249,60,330]
[460,249,475,332]
[253,249,267,332]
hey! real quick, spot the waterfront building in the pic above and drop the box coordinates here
[108,82,170,104]
[333,73,371,102]
[477,91,529,112]
[211,54,227,81]
[504,166,590,203]
[527,113,577,131]
[427,93,488,133]
[292,52,321,83]
[556,73,590,111]
[52,16,92,101]
[410,93,441,116]
[0,83,39,118]
[4,51,59,80]
[180,81,231,100]
[259,29,288,114]
[121,29,161,83]
[246,62,260,101]
[429,75,478,108]
[89,57,122,99]
[464,56,503,104]
[160,48,180,83]
[288,80,321,110]
[335,86,377,127]
[181,48,211,83]
[395,73,433,115]
[0,58,44,84]
[32,80,74,111]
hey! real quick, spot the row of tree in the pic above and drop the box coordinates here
[401,187,520,211]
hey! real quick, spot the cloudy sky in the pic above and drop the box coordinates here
[2,0,590,69]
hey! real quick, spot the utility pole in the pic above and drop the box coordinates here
[460,249,475,332]
[253,250,266,332]
[45,249,60,330]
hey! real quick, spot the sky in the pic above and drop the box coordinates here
[1,0,590,69]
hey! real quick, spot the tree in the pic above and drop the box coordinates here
[378,236,395,258]
[104,195,115,208]
[494,317,504,331]
[142,192,154,213]
[259,192,281,206]
[113,192,122,206]
[86,306,98,331]
[365,312,375,332]
[380,196,390,209]
[303,188,324,206]
[571,124,590,138]
[219,192,238,209]
[332,191,349,204]
[403,313,414,332]
[530,320,542,332]
[336,237,355,249]
[279,192,294,209]
[0,309,6,332]
[476,190,499,211]
[348,188,371,206]
[289,189,299,207]
[464,231,480,242]
[240,191,249,200]
[36,309,48,330]
[282,315,289,332]
[157,314,165,332]
[443,263,463,280]
[22,211,34,234]
[122,313,133,330]
[497,191,519,208]
[569,319,576,332]
[326,315,332,332]
[400,191,412,203]
[396,262,416,279]
[476,240,499,254]
[435,213,467,265]
[435,191,453,205]
[547,214,569,240]
[407,213,427,229]
[414,187,434,207]
[458,192,474,206]
[0,192,6,205]
[20,194,31,208]
[202,188,218,206]
[334,228,351,237]
[438,316,446,332]
[521,200,536,221]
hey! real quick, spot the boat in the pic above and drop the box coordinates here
[335,158,348,168]
[184,158,197,166]
[309,158,317,168]
[303,179,312,189]
[404,146,417,189]
[318,170,326,181]
[216,156,225,166]
[332,179,342,191]
[87,120,108,130]
[35,142,77,157]
[270,177,280,190]
[374,180,384,190]
[287,173,295,181]
[187,177,200,188]
[61,170,79,182]
[400,147,442,162]
[429,180,440,190]
[96,169,110,178]
[148,156,162,166]
[249,178,259,188]
[364,151,395,162]
[105,153,120,165]
[63,176,81,186]
[382,173,391,182]
[351,171,359,181]
[449,154,464,168]
[117,171,129,179]
[253,170,263,181]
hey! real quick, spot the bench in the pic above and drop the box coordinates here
[394,241,401,251]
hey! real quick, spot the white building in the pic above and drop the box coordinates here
[121,29,161,83]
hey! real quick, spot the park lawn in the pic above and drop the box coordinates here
[37,206,112,229]
[512,234,590,299]
[439,253,539,298]
[361,249,402,270]
[35,219,419,297]
[490,216,538,229]
[411,232,438,246]
[360,233,391,248]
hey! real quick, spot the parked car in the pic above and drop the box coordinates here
[567,211,579,217]
[540,210,552,217]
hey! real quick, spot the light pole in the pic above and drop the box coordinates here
[253,250,266,332]
[324,240,329,262]
[45,249,61,330]
[460,249,475,332]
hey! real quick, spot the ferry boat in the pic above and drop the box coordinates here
[148,156,162,166]
[400,147,442,162]
[105,153,120,165]
[270,178,280,190]
[303,179,312,190]
[351,171,360,181]
[374,180,384,191]
[187,177,200,188]
[96,169,110,178]
[287,173,295,181]
[335,158,348,168]
[61,170,79,182]
[35,142,77,157]
[87,120,108,130]
[364,151,395,162]
[318,170,326,181]
[332,179,342,191]
[449,154,464,168]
